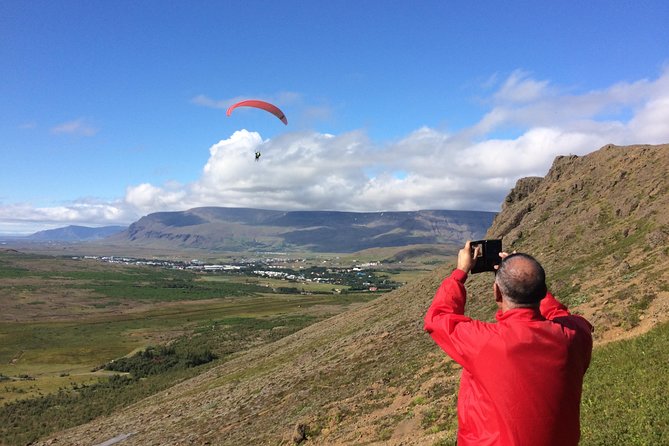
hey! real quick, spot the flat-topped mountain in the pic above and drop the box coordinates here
[110,208,496,252]
[27,225,126,242]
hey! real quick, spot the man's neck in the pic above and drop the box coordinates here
[501,300,540,313]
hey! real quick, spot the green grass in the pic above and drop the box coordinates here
[202,275,350,293]
[54,269,268,302]
[0,250,382,445]
[0,254,268,303]
[0,261,29,278]
[0,365,208,446]
[0,293,372,383]
[581,322,669,445]
[0,312,334,446]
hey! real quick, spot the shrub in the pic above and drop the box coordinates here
[104,345,217,378]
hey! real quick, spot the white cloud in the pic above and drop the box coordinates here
[190,94,235,109]
[137,68,669,216]
[628,96,669,143]
[493,70,552,103]
[3,69,669,233]
[51,118,98,136]
[0,200,131,234]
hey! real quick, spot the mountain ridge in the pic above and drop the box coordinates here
[110,208,496,253]
[488,143,669,343]
[24,225,127,242]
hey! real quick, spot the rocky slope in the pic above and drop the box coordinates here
[488,143,669,343]
[35,144,669,445]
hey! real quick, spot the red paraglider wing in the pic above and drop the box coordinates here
[226,99,288,125]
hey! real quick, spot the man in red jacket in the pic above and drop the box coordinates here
[424,241,593,446]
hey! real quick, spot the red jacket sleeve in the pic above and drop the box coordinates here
[539,292,569,319]
[540,292,594,334]
[424,269,495,367]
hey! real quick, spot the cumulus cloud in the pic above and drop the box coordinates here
[0,200,132,234]
[51,118,98,136]
[628,96,669,142]
[493,70,553,103]
[3,68,669,233]
[131,68,669,217]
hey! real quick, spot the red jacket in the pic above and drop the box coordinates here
[424,269,593,446]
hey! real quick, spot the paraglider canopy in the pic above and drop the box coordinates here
[226,99,288,125]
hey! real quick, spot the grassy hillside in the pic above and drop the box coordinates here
[27,263,478,445]
[0,251,381,445]
[581,322,669,445]
[27,264,669,446]
[487,144,669,343]
[25,144,669,445]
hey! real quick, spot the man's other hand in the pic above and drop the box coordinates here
[457,241,480,274]
[493,250,517,271]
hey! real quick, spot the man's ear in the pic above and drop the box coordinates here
[493,282,503,303]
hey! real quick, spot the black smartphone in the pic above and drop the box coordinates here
[470,239,502,274]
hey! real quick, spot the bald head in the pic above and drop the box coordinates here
[495,253,547,306]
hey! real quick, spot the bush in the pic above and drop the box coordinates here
[104,345,217,378]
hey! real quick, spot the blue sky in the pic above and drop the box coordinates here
[1,1,668,234]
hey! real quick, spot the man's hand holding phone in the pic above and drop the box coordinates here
[457,240,481,274]
[457,240,505,274]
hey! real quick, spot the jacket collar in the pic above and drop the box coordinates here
[495,307,545,322]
